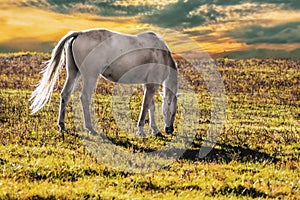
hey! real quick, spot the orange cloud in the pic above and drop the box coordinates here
[0,4,143,49]
[0,3,217,56]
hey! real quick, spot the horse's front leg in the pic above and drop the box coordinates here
[137,84,158,137]
[149,98,161,135]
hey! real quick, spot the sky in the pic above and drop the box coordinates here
[1,0,300,58]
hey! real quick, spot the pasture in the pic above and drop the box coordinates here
[0,53,299,199]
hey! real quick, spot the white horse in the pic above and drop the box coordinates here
[30,29,179,136]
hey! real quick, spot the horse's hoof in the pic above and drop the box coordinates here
[60,128,68,133]
[165,126,174,134]
[136,131,146,138]
[88,129,98,135]
[151,127,161,135]
[58,128,68,141]
[85,126,98,135]
[155,132,163,138]
[151,128,163,137]
[59,124,68,133]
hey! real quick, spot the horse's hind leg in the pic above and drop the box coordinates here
[58,47,80,132]
[80,75,98,135]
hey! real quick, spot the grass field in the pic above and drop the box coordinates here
[0,53,299,199]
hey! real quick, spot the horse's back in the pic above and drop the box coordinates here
[72,29,116,68]
[71,29,175,84]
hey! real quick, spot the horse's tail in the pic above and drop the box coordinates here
[30,31,79,113]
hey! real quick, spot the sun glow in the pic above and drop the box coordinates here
[0,5,143,51]
[0,2,219,55]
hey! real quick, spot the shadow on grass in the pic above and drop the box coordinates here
[105,132,279,164]
[181,142,279,164]
[73,129,279,164]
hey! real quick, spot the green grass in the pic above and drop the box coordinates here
[0,54,299,199]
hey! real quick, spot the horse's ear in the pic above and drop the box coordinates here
[176,93,182,98]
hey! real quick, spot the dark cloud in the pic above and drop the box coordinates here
[140,0,299,28]
[236,0,300,10]
[259,0,300,10]
[44,0,157,16]
[229,22,300,44]
[93,1,156,16]
[22,0,300,28]
[184,30,213,36]
[289,0,300,9]
[141,0,226,28]
[44,0,228,27]
[212,0,245,6]
[49,0,86,4]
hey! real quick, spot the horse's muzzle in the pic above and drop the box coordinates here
[165,126,174,134]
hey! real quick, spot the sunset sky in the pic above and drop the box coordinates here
[1,0,300,58]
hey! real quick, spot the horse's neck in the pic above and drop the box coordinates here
[163,74,178,98]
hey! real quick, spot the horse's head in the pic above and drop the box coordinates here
[161,92,181,134]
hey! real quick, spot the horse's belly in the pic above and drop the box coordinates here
[102,63,169,84]
[101,48,171,84]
